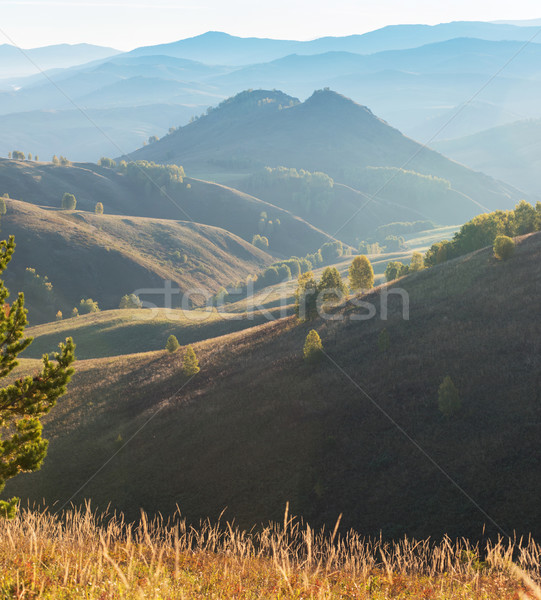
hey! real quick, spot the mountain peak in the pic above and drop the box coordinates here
[304,88,375,116]
[212,89,300,117]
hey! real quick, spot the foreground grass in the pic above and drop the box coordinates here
[0,507,539,599]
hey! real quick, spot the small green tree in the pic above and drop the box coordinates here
[378,328,390,353]
[119,294,142,309]
[348,255,374,291]
[52,155,60,165]
[410,252,425,272]
[252,234,269,250]
[61,193,77,210]
[98,157,116,168]
[78,298,99,314]
[493,235,515,260]
[55,310,63,321]
[182,345,200,376]
[303,329,323,363]
[318,266,347,303]
[94,202,104,215]
[71,307,79,318]
[0,236,75,518]
[166,335,180,353]
[12,151,25,161]
[384,261,405,281]
[0,197,6,216]
[438,376,461,417]
[295,272,318,321]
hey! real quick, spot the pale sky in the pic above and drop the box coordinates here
[1,0,540,50]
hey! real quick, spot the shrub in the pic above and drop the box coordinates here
[55,310,63,321]
[94,202,104,215]
[166,335,180,353]
[0,197,6,216]
[61,193,77,210]
[349,255,374,291]
[78,298,99,314]
[438,376,461,417]
[303,329,323,363]
[182,345,200,376]
[119,294,142,309]
[71,307,79,318]
[98,157,116,168]
[252,234,269,250]
[410,252,425,271]
[493,235,515,260]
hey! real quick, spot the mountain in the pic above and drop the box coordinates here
[0,105,198,163]
[126,89,525,239]
[434,118,541,196]
[0,159,333,257]
[0,43,120,79]
[1,199,272,323]
[6,230,541,539]
[125,23,541,65]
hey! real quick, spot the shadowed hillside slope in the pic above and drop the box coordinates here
[0,159,334,257]
[5,231,541,539]
[1,200,272,322]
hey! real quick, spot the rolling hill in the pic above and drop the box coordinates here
[0,159,334,257]
[127,88,525,239]
[1,199,273,323]
[0,43,119,80]
[5,230,541,539]
[434,118,541,196]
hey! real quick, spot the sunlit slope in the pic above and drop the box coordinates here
[1,199,271,320]
[0,159,334,257]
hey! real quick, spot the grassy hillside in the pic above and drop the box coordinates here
[1,199,272,322]
[0,159,334,257]
[5,231,540,539]
[127,89,524,238]
[23,308,284,360]
[434,118,541,196]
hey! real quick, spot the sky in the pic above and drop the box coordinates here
[1,0,541,50]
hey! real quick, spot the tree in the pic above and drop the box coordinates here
[27,153,32,161]
[119,294,142,309]
[71,307,79,318]
[295,272,318,321]
[410,252,425,272]
[78,298,99,314]
[384,261,406,282]
[318,267,348,304]
[12,151,25,161]
[52,155,60,165]
[514,200,536,235]
[348,255,374,291]
[61,193,76,210]
[98,157,116,169]
[252,234,269,250]
[303,329,323,363]
[0,197,6,216]
[55,310,63,321]
[182,345,200,376]
[493,235,515,260]
[166,335,179,353]
[378,328,390,353]
[94,202,104,215]
[437,376,461,417]
[0,236,75,518]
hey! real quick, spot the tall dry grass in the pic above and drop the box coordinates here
[0,502,539,599]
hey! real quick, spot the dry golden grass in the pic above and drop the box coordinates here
[1,504,539,599]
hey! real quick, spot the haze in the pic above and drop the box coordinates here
[0,0,540,49]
